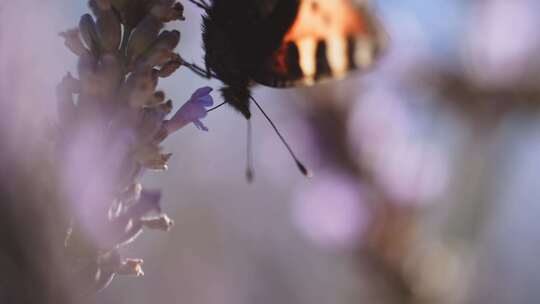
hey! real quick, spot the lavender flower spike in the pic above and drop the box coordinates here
[165,87,214,133]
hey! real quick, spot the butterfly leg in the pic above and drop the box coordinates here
[183,61,218,79]
[188,0,211,10]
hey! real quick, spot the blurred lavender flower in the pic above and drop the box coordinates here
[348,88,450,205]
[293,171,371,250]
[54,0,208,294]
[463,0,539,86]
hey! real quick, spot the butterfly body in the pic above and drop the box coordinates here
[200,0,386,119]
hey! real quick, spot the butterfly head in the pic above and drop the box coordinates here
[220,85,252,119]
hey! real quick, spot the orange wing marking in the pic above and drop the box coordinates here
[284,0,369,82]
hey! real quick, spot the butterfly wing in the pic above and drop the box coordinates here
[251,0,387,88]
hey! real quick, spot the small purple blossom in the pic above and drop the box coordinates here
[165,86,214,133]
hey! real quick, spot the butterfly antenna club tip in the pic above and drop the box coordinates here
[250,96,311,178]
[245,168,254,183]
[245,118,255,183]
[295,160,312,177]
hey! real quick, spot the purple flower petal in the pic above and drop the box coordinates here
[197,94,213,107]
[191,86,213,98]
[165,87,214,134]
[193,119,208,131]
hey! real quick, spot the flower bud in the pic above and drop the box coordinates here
[151,2,185,22]
[116,259,144,276]
[133,144,171,170]
[136,30,180,68]
[126,15,163,64]
[142,214,174,231]
[59,28,87,56]
[124,68,159,107]
[79,14,100,53]
[96,52,123,95]
[94,4,122,51]
[158,55,182,77]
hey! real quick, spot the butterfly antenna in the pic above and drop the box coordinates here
[249,96,311,177]
[188,0,210,10]
[246,119,254,182]
[207,101,227,113]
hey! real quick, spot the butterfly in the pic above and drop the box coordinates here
[185,0,387,176]
[187,0,386,116]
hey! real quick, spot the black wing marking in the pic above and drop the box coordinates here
[251,0,387,88]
